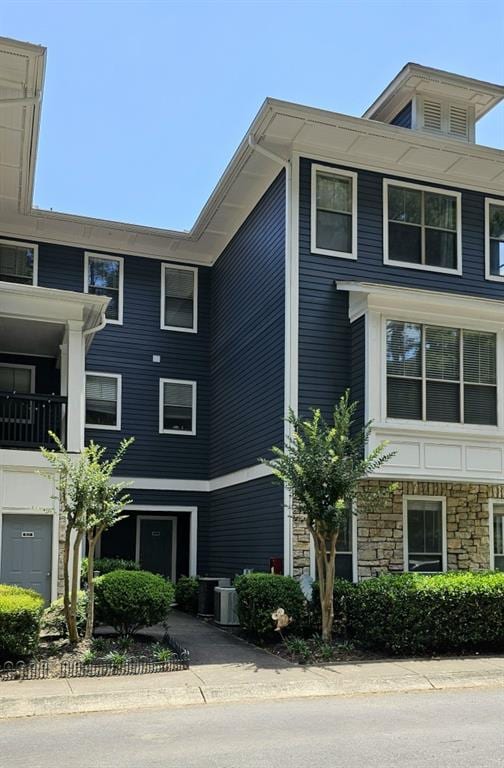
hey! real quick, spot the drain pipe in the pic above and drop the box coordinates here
[82,308,108,341]
[248,134,295,577]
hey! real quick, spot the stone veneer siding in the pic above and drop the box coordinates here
[292,480,504,580]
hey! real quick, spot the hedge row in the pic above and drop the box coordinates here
[333,572,504,655]
[0,585,45,660]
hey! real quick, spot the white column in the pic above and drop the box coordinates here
[66,319,85,452]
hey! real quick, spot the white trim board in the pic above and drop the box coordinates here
[115,462,273,493]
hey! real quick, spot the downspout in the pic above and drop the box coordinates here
[248,134,295,576]
[82,308,108,341]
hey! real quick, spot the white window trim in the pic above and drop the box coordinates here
[84,252,124,325]
[159,378,197,436]
[383,178,462,276]
[85,371,122,431]
[380,313,502,433]
[135,514,178,583]
[484,197,504,283]
[0,238,38,286]
[403,495,447,573]
[160,263,198,333]
[489,499,504,571]
[310,163,358,259]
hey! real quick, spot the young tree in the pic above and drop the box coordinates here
[83,439,133,639]
[41,435,133,643]
[263,391,395,642]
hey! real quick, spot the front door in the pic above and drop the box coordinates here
[1,514,52,602]
[138,517,176,581]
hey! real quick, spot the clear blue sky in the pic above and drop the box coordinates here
[2,1,503,230]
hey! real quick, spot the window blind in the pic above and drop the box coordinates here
[162,381,194,432]
[164,267,195,329]
[85,375,118,425]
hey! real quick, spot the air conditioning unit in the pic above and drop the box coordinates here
[214,587,240,626]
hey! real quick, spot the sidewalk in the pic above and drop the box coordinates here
[2,611,504,719]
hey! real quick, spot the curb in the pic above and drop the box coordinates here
[2,671,504,719]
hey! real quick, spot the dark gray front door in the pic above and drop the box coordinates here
[138,518,175,580]
[1,514,52,602]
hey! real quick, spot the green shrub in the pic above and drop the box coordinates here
[41,592,87,638]
[175,576,199,613]
[344,572,504,655]
[0,585,45,660]
[81,557,139,583]
[234,573,306,639]
[94,570,175,636]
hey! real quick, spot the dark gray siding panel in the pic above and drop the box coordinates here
[37,242,210,478]
[298,157,504,420]
[210,171,286,477]
[350,316,365,431]
[390,102,412,128]
[208,477,283,577]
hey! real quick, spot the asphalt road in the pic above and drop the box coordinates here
[2,688,504,768]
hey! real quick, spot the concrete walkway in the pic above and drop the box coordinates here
[2,610,504,719]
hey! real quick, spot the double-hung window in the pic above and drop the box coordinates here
[159,379,196,435]
[0,239,37,285]
[491,503,504,571]
[386,320,497,425]
[485,199,504,281]
[161,264,197,332]
[85,373,121,429]
[404,498,446,573]
[85,253,123,323]
[311,165,357,259]
[384,181,461,273]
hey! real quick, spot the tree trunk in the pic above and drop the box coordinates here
[68,530,83,643]
[310,525,338,643]
[84,534,96,640]
[62,519,72,638]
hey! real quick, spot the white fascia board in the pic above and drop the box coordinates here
[336,281,504,326]
[115,462,273,493]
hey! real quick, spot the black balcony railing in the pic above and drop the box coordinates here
[0,391,67,449]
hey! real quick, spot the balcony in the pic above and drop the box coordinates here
[0,391,67,449]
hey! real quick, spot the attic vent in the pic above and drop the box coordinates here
[449,105,468,138]
[423,100,442,131]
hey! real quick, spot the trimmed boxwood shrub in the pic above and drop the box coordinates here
[81,557,139,583]
[234,573,306,639]
[175,576,199,613]
[41,591,87,638]
[0,585,45,660]
[94,570,175,635]
[344,572,504,655]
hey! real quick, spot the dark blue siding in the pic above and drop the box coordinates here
[210,170,286,477]
[299,157,504,418]
[0,353,60,395]
[350,316,365,431]
[390,102,412,128]
[208,477,283,577]
[37,244,211,479]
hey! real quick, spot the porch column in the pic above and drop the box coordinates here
[66,319,85,452]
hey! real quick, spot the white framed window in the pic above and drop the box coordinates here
[386,320,497,426]
[0,363,35,393]
[383,179,462,275]
[485,198,504,282]
[403,496,447,573]
[84,252,123,324]
[159,378,196,435]
[311,164,357,259]
[85,372,121,430]
[0,239,38,286]
[489,501,504,571]
[160,263,198,333]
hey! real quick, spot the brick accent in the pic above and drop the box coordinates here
[291,480,504,580]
